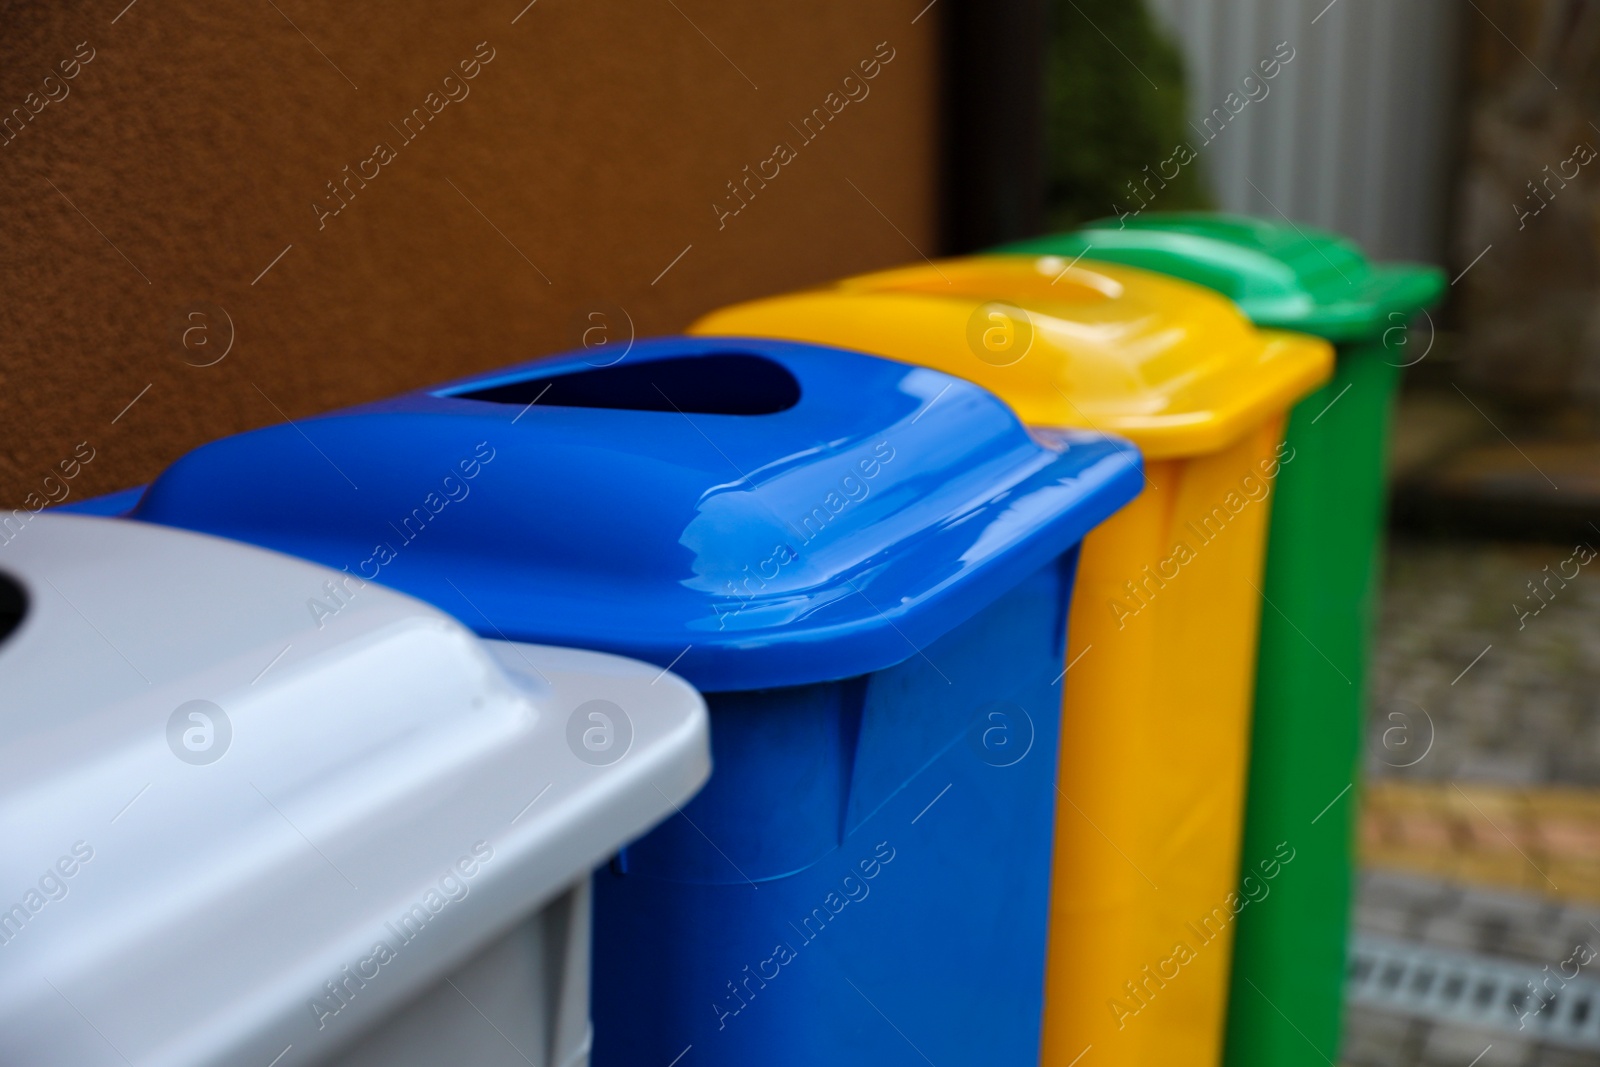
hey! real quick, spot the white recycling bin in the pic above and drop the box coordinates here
[0,514,710,1067]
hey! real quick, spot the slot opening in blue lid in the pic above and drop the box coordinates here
[448,352,802,416]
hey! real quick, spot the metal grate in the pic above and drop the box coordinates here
[1348,934,1600,1051]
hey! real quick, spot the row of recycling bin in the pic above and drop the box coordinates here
[2,213,1443,1067]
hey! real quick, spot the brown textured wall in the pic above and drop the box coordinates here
[0,0,940,508]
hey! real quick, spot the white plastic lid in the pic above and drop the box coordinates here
[0,515,709,1066]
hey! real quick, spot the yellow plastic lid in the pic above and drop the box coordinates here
[690,255,1333,459]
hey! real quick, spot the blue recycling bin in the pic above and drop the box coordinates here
[125,336,1143,1066]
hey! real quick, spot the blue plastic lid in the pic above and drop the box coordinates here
[53,485,146,516]
[132,337,1142,691]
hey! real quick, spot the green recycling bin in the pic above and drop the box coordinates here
[998,213,1444,1067]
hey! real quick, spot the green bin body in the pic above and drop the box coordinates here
[997,213,1444,1067]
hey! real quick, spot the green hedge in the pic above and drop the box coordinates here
[1045,0,1209,229]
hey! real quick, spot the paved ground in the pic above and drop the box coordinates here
[1344,870,1600,1067]
[1366,536,1600,789]
[1361,780,1600,906]
[1343,527,1600,1065]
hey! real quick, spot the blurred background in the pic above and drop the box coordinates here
[3,1,1597,1063]
[1059,3,1600,1065]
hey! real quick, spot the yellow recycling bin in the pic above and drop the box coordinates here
[691,255,1332,1067]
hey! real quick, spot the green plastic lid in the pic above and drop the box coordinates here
[994,212,1446,343]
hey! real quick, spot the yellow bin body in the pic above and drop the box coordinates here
[692,255,1332,1067]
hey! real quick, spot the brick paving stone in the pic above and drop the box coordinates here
[1366,538,1600,789]
[1343,1005,1426,1067]
[1533,1047,1600,1067]
[1419,1024,1533,1067]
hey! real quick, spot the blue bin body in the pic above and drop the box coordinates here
[595,566,1070,1065]
[126,336,1143,1066]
